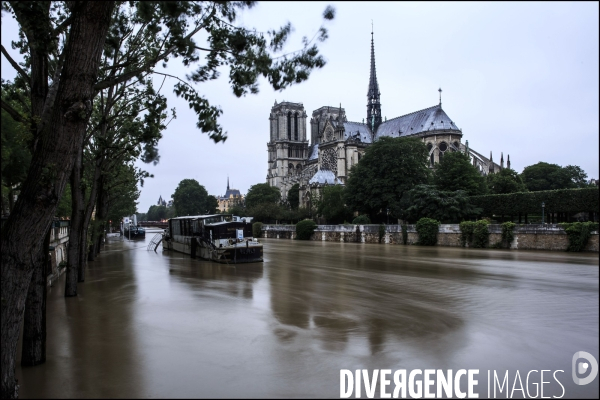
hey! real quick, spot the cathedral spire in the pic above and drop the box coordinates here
[367,25,382,134]
[227,176,230,191]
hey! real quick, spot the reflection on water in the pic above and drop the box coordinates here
[16,236,599,398]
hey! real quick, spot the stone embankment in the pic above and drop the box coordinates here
[261,223,599,252]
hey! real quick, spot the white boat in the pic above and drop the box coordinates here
[162,214,263,263]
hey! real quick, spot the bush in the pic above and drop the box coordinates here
[472,220,489,248]
[352,214,371,224]
[500,221,516,248]
[559,222,599,252]
[401,223,408,245]
[296,219,317,240]
[252,222,263,238]
[415,218,440,246]
[459,221,475,247]
[378,224,386,243]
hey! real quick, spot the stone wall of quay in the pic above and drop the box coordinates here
[261,224,599,252]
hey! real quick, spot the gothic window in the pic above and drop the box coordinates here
[325,126,334,142]
[296,164,302,174]
[453,141,460,150]
[430,153,434,166]
[358,153,361,161]
[288,164,294,175]
[294,113,299,141]
[439,142,448,152]
[427,143,433,152]
[287,112,291,140]
[322,147,337,175]
[439,151,444,161]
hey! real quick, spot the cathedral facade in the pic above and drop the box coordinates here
[267,32,509,208]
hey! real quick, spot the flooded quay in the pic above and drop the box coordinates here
[16,234,599,398]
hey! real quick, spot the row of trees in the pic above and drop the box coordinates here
[341,137,593,224]
[232,137,594,226]
[1,2,336,397]
[141,178,219,221]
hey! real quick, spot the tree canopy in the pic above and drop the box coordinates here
[245,183,281,208]
[172,179,211,216]
[433,151,487,196]
[344,137,430,220]
[317,185,351,224]
[520,162,589,191]
[401,184,481,223]
[287,183,300,210]
[486,168,527,194]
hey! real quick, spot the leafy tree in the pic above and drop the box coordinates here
[147,205,168,221]
[433,151,487,196]
[402,185,481,223]
[563,165,590,188]
[1,2,335,394]
[486,168,527,194]
[345,137,430,220]
[287,183,300,210]
[206,195,219,214]
[1,100,31,213]
[317,185,351,224]
[246,202,283,223]
[172,179,211,216]
[521,162,589,191]
[227,205,247,217]
[55,184,72,219]
[245,183,281,208]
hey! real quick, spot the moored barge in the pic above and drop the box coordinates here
[162,214,263,263]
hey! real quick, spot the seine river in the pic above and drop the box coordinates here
[16,234,599,398]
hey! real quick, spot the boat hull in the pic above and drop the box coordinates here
[163,236,263,264]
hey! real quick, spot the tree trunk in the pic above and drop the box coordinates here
[66,150,84,296]
[1,4,114,397]
[21,228,50,366]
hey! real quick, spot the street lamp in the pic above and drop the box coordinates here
[542,202,545,225]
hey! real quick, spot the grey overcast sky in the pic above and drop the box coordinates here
[2,2,599,214]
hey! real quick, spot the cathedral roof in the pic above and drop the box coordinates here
[222,188,242,199]
[343,121,372,143]
[375,104,461,139]
[309,169,342,185]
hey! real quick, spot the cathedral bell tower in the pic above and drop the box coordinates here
[266,101,309,194]
[366,28,382,136]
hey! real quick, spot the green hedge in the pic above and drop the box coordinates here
[416,218,440,246]
[470,187,599,216]
[296,219,317,240]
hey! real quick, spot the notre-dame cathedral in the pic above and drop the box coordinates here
[267,32,509,207]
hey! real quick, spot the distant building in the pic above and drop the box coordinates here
[157,195,167,207]
[218,177,244,212]
[267,30,509,208]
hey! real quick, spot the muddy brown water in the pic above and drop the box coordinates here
[16,235,599,398]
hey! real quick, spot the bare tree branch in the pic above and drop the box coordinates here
[1,45,30,85]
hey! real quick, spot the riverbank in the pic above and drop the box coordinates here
[261,223,599,252]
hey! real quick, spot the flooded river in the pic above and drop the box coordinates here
[16,235,599,398]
